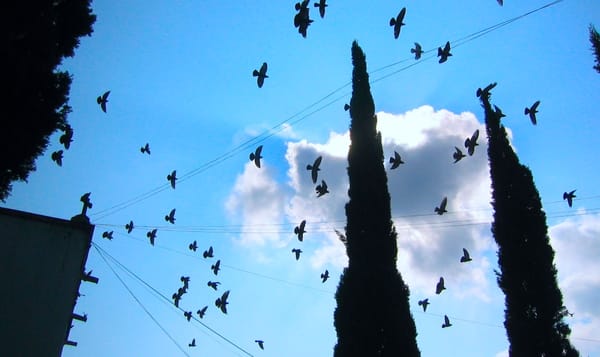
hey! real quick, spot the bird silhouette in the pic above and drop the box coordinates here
[184,311,193,321]
[167,170,177,189]
[563,190,576,207]
[125,220,134,233]
[255,340,265,350]
[188,338,196,347]
[437,41,452,63]
[453,147,466,163]
[189,240,198,251]
[197,306,208,318]
[436,277,446,294]
[165,208,176,224]
[97,90,110,113]
[418,298,430,312]
[292,248,302,260]
[316,180,329,197]
[211,260,221,275]
[476,82,497,100]
[335,229,347,247]
[172,293,181,307]
[178,286,187,296]
[51,150,63,166]
[102,231,114,240]
[460,248,472,263]
[59,124,74,150]
[321,269,329,283]
[434,197,448,215]
[497,0,503,6]
[410,42,423,60]
[464,129,479,156]
[146,229,157,246]
[294,220,307,241]
[313,0,327,18]
[524,100,541,125]
[140,143,150,155]
[203,246,214,258]
[215,290,230,314]
[207,281,220,290]
[389,7,406,39]
[294,0,313,38]
[389,151,405,169]
[250,145,263,168]
[181,276,190,290]
[493,105,506,120]
[307,156,322,183]
[344,103,351,111]
[442,315,452,328]
[80,192,93,209]
[253,62,268,88]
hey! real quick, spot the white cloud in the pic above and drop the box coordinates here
[494,350,508,357]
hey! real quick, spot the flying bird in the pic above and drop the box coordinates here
[389,7,406,39]
[524,100,541,125]
[188,338,196,347]
[316,180,329,197]
[476,82,497,100]
[389,151,405,169]
[172,293,181,307]
[335,229,347,247]
[294,0,313,38]
[464,129,480,156]
[181,276,190,290]
[125,220,134,233]
[184,311,193,322]
[294,220,307,241]
[167,170,177,189]
[411,42,423,60]
[211,260,221,275]
[418,298,430,312]
[563,190,576,207]
[97,90,110,113]
[197,306,208,318]
[460,248,472,263]
[140,143,150,155]
[165,208,176,224]
[497,0,503,6]
[255,339,265,350]
[453,147,466,163]
[434,197,448,215]
[321,269,329,283]
[292,248,303,260]
[51,150,63,166]
[215,290,230,314]
[207,281,220,290]
[189,240,198,251]
[249,145,263,168]
[307,156,322,183]
[344,103,350,111]
[437,41,452,63]
[102,231,113,240]
[442,315,452,328]
[435,277,446,294]
[146,229,157,246]
[253,62,268,88]
[203,246,214,258]
[313,0,327,18]
[59,124,74,150]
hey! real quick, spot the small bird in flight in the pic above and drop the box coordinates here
[207,281,220,290]
[418,298,430,312]
[313,0,327,18]
[140,143,150,155]
[167,170,177,189]
[294,220,307,241]
[524,100,541,125]
[51,150,64,166]
[80,192,93,210]
[165,208,176,224]
[292,248,303,260]
[316,180,329,197]
[307,156,322,184]
[460,248,472,263]
[411,42,423,60]
[97,90,110,113]
[389,7,407,39]
[211,260,221,275]
[255,339,265,350]
[188,338,196,347]
[453,147,466,163]
[476,82,497,100]
[203,246,214,258]
[125,220,134,233]
[464,129,480,156]
[102,231,114,240]
[215,290,230,314]
[172,293,181,307]
[181,276,190,290]
[250,145,263,168]
[563,190,576,207]
[197,306,208,318]
[294,0,313,38]
[184,311,193,322]
[435,197,448,215]
[389,151,405,169]
[436,277,446,294]
[497,0,504,6]
[59,124,74,150]
[321,269,329,283]
[253,62,268,88]
[146,229,157,246]
[189,240,198,252]
[442,315,452,328]
[437,41,452,63]
[344,103,351,111]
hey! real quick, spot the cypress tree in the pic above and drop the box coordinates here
[333,41,420,357]
[479,85,579,356]
[589,24,600,74]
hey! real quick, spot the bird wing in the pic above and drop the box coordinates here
[102,91,111,100]
[463,248,470,259]
[471,129,479,142]
[440,197,447,211]
[444,41,451,52]
[260,62,268,76]
[398,7,406,22]
[313,156,322,169]
[531,100,540,111]
[300,220,306,231]
[444,315,450,325]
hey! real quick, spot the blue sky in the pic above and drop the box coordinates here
[4,0,600,356]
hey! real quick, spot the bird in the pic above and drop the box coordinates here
[215,290,230,314]
[307,156,322,184]
[51,150,63,166]
[410,42,423,60]
[389,7,406,39]
[80,192,93,209]
[59,124,74,150]
[294,220,307,241]
[437,41,452,63]
[211,260,221,275]
[140,143,150,155]
[497,0,503,6]
[389,151,405,169]
[189,240,198,251]
[197,306,208,319]
[434,197,448,215]
[464,129,480,156]
[252,62,268,88]
[436,277,446,294]
[460,248,472,263]
[97,90,110,113]
[181,276,190,289]
[313,0,327,18]
[563,190,576,207]
[102,231,114,240]
[292,248,302,260]
[188,338,196,347]
[172,293,181,307]
[344,103,351,111]
[207,281,220,290]
[203,246,214,258]
[184,311,193,321]
[164,208,176,224]
[255,340,265,350]
[418,298,430,312]
[146,229,157,246]
[125,220,134,233]
[476,82,497,100]
[493,105,506,120]
[335,229,347,247]
[524,100,541,125]
[453,147,466,163]
[442,315,452,328]
[316,180,329,197]
[250,145,263,168]
[178,286,187,297]
[294,0,313,38]
[167,170,177,189]
[321,269,329,283]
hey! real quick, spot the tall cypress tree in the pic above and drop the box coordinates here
[479,86,579,356]
[589,24,600,74]
[333,41,420,357]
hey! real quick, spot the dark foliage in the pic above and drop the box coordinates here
[480,86,579,357]
[2,1,96,200]
[589,24,600,73]
[333,41,420,357]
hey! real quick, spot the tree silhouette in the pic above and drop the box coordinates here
[333,41,420,357]
[589,24,600,74]
[2,2,96,200]
[480,86,579,357]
